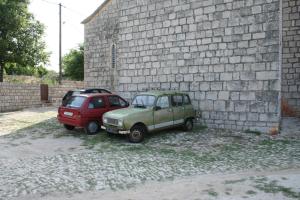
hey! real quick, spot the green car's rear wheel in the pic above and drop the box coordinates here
[128,125,146,143]
[183,118,193,131]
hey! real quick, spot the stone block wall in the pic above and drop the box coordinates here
[282,0,300,116]
[84,0,120,90]
[49,81,85,106]
[0,82,41,112]
[84,0,281,132]
[0,81,84,112]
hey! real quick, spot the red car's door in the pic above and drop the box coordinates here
[86,96,109,124]
[107,95,129,110]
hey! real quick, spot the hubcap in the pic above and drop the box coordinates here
[186,121,192,130]
[132,130,141,139]
[88,122,98,133]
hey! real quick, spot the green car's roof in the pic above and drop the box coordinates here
[138,90,188,97]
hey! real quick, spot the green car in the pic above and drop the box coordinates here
[101,91,196,143]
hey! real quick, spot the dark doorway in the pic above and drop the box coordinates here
[40,84,49,101]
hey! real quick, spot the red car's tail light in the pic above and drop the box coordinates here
[73,111,81,119]
[74,114,81,119]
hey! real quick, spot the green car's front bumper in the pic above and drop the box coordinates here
[101,125,130,135]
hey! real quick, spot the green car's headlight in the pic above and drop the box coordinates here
[103,117,108,124]
[118,119,123,127]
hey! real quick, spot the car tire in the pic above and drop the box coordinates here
[183,118,193,131]
[64,124,75,130]
[84,121,100,135]
[128,125,146,143]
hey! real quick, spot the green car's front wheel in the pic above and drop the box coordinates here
[128,125,146,143]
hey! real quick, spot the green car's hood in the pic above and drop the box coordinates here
[104,107,151,119]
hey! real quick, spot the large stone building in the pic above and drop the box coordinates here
[82,0,299,132]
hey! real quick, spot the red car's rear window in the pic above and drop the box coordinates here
[65,96,86,108]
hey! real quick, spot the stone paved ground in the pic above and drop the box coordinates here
[281,117,300,137]
[0,107,299,200]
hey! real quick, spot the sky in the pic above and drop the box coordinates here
[29,0,105,72]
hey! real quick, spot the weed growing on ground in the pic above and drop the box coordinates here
[245,129,262,136]
[204,188,218,197]
[246,190,257,195]
[254,179,300,199]
[224,178,246,184]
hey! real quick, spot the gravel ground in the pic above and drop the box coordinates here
[0,107,299,200]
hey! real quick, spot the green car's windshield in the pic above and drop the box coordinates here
[132,95,156,108]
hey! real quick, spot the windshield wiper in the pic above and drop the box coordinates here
[133,104,146,108]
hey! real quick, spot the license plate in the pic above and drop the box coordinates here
[107,127,118,134]
[64,112,73,117]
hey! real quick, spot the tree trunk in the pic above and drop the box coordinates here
[0,63,3,82]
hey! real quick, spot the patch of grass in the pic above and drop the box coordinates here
[180,149,200,158]
[5,117,61,140]
[246,190,257,195]
[5,133,27,140]
[253,177,268,183]
[193,124,208,132]
[159,148,177,155]
[204,188,218,197]
[259,139,292,146]
[245,129,262,136]
[81,133,108,147]
[30,135,47,140]
[9,143,19,147]
[146,128,182,141]
[254,179,300,199]
[224,178,246,185]
[86,178,97,190]
[221,143,242,152]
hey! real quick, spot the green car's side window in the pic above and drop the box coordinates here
[183,95,191,105]
[156,96,170,109]
[172,95,183,107]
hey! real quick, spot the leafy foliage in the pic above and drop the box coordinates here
[0,0,49,81]
[41,70,59,86]
[62,44,84,81]
[4,63,48,77]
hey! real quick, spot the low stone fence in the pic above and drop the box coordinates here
[0,81,84,113]
[49,81,84,106]
[0,82,41,112]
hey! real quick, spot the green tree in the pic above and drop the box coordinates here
[4,63,48,77]
[0,0,49,82]
[63,45,84,81]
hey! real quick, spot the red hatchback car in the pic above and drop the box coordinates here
[57,93,129,134]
